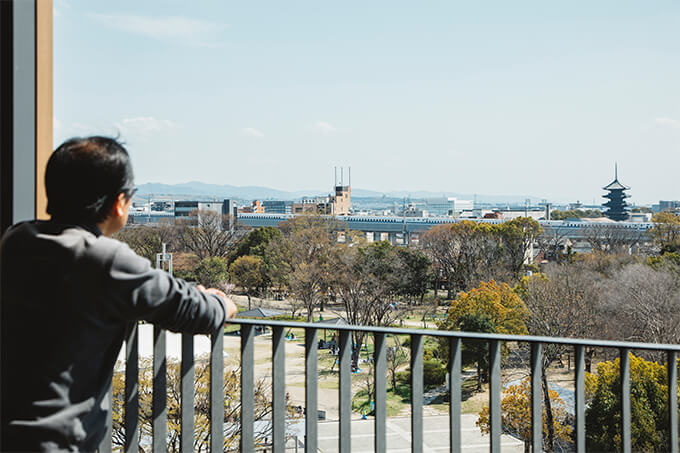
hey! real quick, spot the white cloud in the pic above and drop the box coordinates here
[88,14,228,46]
[315,121,337,134]
[655,118,680,128]
[115,117,178,138]
[242,127,264,138]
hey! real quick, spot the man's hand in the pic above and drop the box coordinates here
[197,285,238,319]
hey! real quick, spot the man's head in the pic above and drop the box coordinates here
[46,136,135,235]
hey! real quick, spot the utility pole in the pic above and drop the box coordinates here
[156,243,173,276]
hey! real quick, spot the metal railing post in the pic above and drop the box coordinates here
[180,333,194,452]
[338,330,352,453]
[489,340,502,453]
[124,324,139,453]
[575,345,586,452]
[669,350,678,453]
[272,326,286,451]
[410,334,424,453]
[241,324,255,453]
[374,332,387,453]
[531,342,543,453]
[210,328,224,452]
[305,328,318,452]
[152,326,166,452]
[449,337,462,453]
[620,348,631,453]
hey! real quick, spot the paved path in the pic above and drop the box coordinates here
[313,414,524,452]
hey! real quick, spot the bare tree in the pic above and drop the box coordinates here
[265,215,340,321]
[386,335,408,391]
[177,210,243,259]
[536,224,571,262]
[332,242,403,366]
[583,223,643,254]
[114,221,178,262]
[600,263,680,348]
[521,262,602,451]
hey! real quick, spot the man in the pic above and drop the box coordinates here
[0,136,237,451]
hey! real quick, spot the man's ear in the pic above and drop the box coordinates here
[114,192,128,217]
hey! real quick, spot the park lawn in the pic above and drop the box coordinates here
[351,384,412,418]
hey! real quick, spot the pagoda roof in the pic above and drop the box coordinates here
[603,178,630,191]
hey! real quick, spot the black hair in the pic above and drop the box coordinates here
[45,136,135,224]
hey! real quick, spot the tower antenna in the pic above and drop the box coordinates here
[341,167,344,186]
[615,162,618,180]
[335,167,337,186]
[349,166,351,187]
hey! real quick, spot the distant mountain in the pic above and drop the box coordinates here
[137,181,545,205]
[137,181,309,200]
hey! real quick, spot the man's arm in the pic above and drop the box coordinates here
[104,242,236,334]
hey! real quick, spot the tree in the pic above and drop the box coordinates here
[386,336,409,391]
[498,217,542,279]
[585,353,679,452]
[266,215,339,320]
[537,224,571,262]
[230,255,264,310]
[439,281,528,393]
[177,210,243,259]
[457,313,495,391]
[649,212,680,254]
[232,227,282,294]
[394,247,432,304]
[419,224,457,296]
[113,222,178,262]
[477,378,572,453]
[440,280,529,336]
[518,263,601,450]
[421,220,508,297]
[550,209,602,220]
[233,227,282,261]
[332,241,403,366]
[599,263,680,348]
[583,223,643,254]
[194,256,230,289]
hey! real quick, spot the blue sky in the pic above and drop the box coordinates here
[54,1,680,204]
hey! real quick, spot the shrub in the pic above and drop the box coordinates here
[394,359,446,387]
[424,359,447,386]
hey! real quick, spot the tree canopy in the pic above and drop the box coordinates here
[650,211,680,254]
[586,353,679,452]
[440,280,529,335]
[477,377,572,452]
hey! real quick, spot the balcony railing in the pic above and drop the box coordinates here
[99,319,680,453]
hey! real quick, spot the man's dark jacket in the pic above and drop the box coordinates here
[0,221,228,452]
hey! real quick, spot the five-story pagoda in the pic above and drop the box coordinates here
[602,164,630,221]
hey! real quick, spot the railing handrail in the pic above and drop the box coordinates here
[228,317,680,352]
